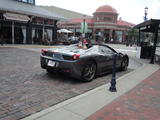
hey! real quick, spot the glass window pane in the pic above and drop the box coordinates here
[28,0,34,4]
[22,0,27,2]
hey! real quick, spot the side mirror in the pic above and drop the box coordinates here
[119,52,123,55]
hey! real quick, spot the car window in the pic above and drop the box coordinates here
[99,46,115,55]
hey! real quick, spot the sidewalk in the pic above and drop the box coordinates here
[86,68,160,120]
[22,60,160,120]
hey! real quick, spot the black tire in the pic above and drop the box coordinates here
[81,61,97,82]
[121,58,128,71]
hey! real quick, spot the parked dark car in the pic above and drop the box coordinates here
[40,44,129,82]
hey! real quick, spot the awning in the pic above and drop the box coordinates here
[57,29,73,33]
[3,12,30,22]
[134,19,160,64]
[134,19,160,32]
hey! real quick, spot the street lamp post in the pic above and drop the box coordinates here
[109,53,117,92]
[144,7,148,21]
[82,15,86,47]
[83,15,86,38]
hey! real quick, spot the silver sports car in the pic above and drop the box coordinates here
[40,44,129,82]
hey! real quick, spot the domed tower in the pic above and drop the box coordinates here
[93,4,118,23]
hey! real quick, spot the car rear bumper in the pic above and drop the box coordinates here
[40,55,83,79]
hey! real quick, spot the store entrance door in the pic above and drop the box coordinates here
[0,22,12,44]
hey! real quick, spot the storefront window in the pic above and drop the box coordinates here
[45,29,52,41]
[103,29,109,43]
[22,0,27,2]
[28,0,34,4]
[116,31,122,42]
[16,0,35,5]
[0,22,12,44]
[42,28,53,45]
[104,17,112,22]
[22,26,26,44]
[14,26,25,44]
[32,27,42,44]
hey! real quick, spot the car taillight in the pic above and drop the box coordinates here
[72,54,80,60]
[41,49,48,54]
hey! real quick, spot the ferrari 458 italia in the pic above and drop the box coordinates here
[40,44,129,82]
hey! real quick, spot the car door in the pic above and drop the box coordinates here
[93,46,107,73]
[99,46,116,71]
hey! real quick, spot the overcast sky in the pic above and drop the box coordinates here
[36,0,160,24]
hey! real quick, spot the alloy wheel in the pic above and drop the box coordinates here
[82,62,96,82]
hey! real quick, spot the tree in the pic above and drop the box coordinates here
[128,28,139,45]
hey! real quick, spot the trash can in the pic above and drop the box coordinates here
[140,46,152,59]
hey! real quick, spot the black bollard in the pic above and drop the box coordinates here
[109,53,117,92]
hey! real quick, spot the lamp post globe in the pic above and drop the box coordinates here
[144,7,148,21]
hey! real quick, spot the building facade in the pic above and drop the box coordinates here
[16,0,35,5]
[59,5,135,43]
[0,0,64,44]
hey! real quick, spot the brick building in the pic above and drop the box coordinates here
[59,5,135,43]
[0,0,64,44]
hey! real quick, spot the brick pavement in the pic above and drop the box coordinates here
[86,69,160,120]
[0,47,133,120]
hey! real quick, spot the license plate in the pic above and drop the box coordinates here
[47,60,55,67]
